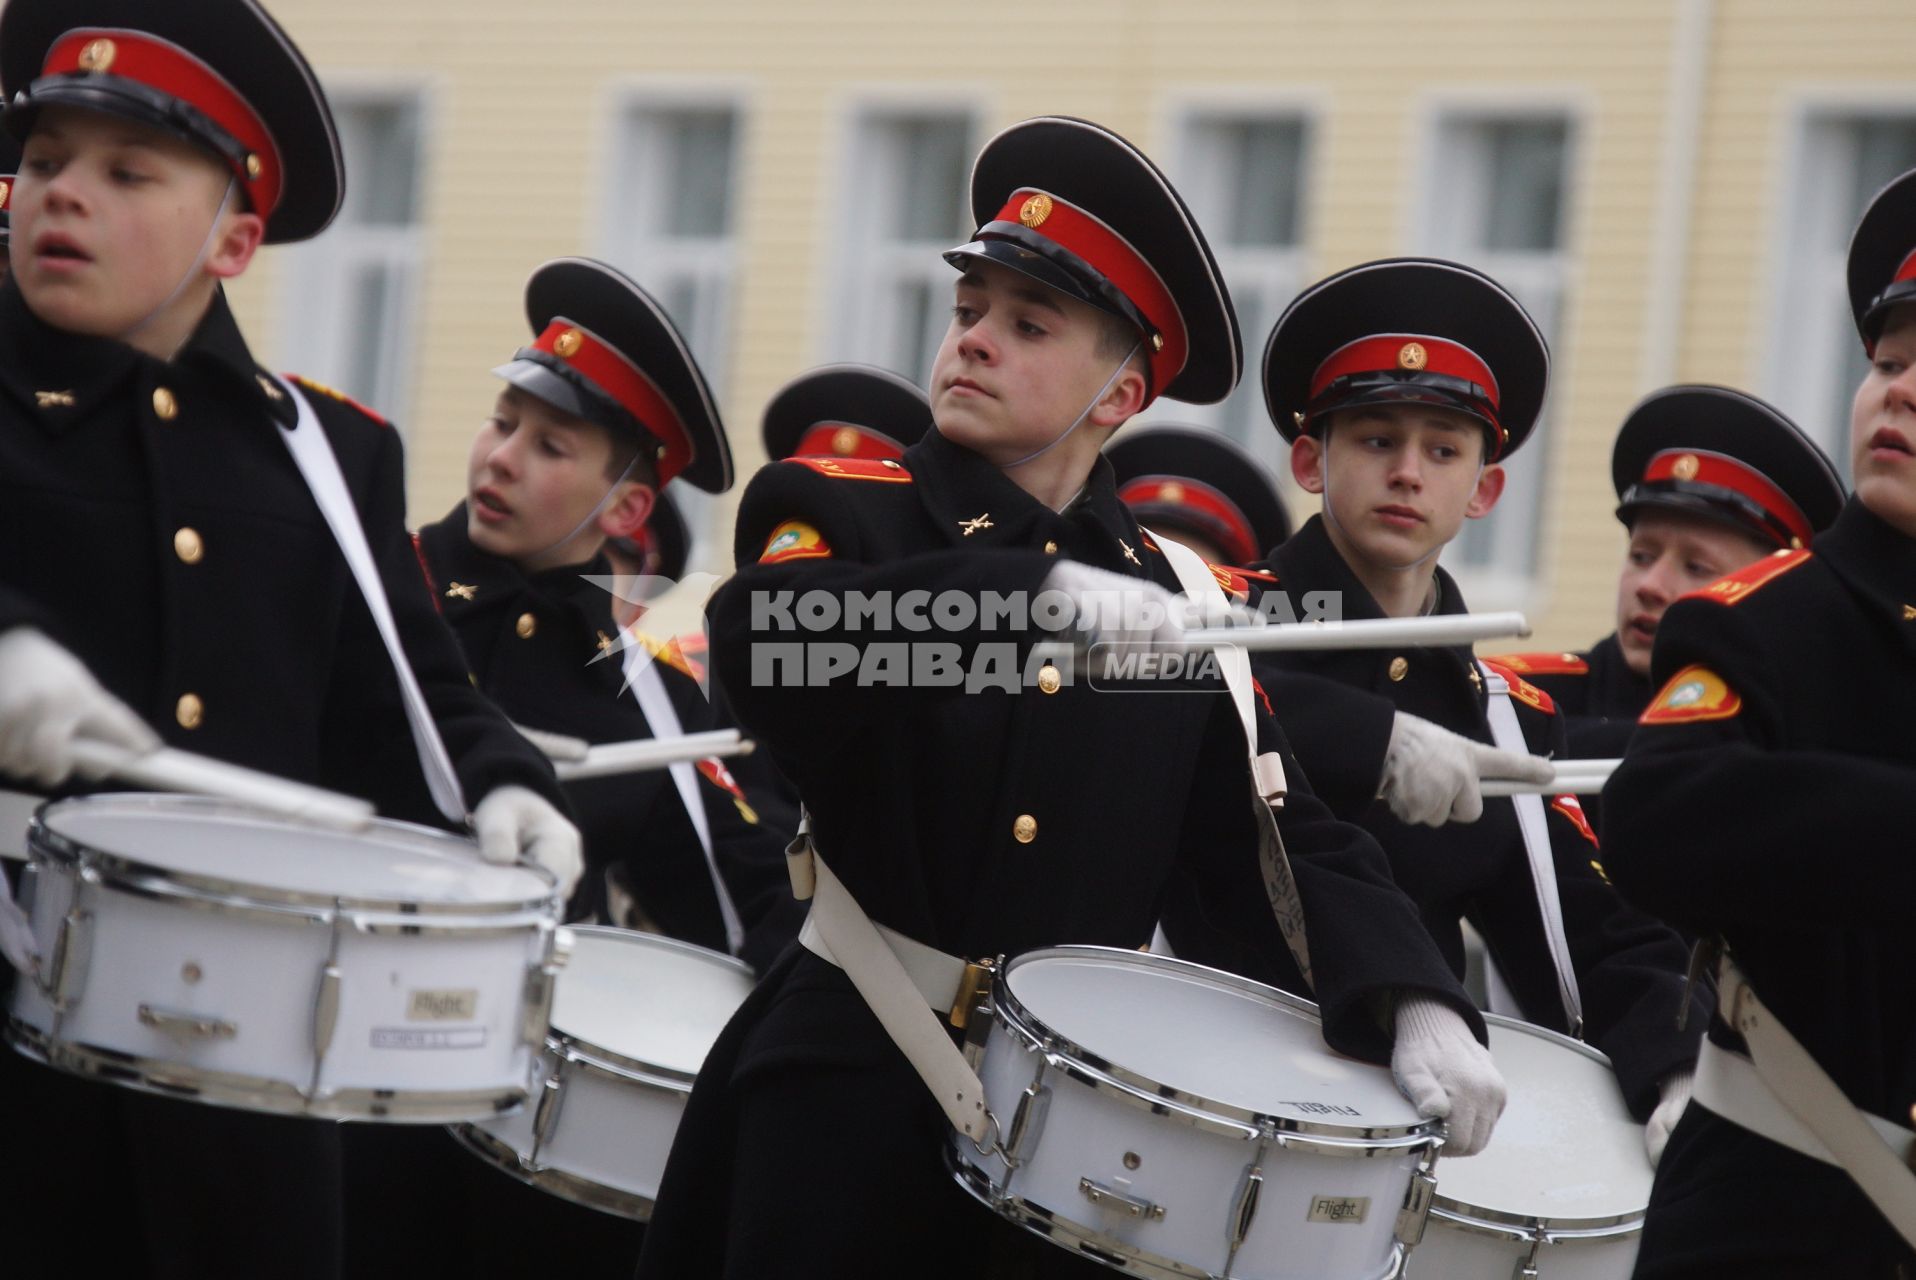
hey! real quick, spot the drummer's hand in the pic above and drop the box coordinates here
[1379,712,1553,826]
[0,627,160,787]
[472,786,583,899]
[1645,1070,1693,1166]
[1039,561,1260,656]
[1390,994,1506,1157]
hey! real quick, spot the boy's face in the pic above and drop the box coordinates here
[1851,307,1916,537]
[12,106,249,343]
[466,387,653,574]
[1613,510,1770,676]
[1291,404,1504,571]
[928,258,1143,466]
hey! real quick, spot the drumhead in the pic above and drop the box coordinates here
[1003,947,1425,1133]
[35,794,552,908]
[1431,1014,1651,1226]
[551,927,755,1077]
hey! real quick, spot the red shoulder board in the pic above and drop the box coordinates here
[1685,547,1811,608]
[1485,651,1588,678]
[284,373,390,427]
[1207,563,1279,602]
[784,456,912,483]
[632,630,701,682]
[1550,794,1600,848]
[1482,660,1557,715]
[1139,530,1161,553]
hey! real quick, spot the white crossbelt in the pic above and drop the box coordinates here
[1693,955,1916,1249]
[276,379,466,825]
[1479,663,1583,1037]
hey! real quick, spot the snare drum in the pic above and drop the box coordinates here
[5,794,563,1121]
[952,946,1442,1280]
[453,927,756,1219]
[1405,1014,1651,1279]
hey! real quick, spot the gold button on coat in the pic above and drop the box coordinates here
[1013,814,1038,843]
[1037,664,1062,695]
[1388,656,1409,682]
[152,387,178,420]
[516,613,538,639]
[176,693,204,730]
[1043,541,1059,555]
[173,527,204,564]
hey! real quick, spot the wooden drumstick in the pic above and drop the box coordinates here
[553,730,755,782]
[67,740,376,832]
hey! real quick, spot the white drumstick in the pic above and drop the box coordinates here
[67,741,376,832]
[553,730,755,782]
[511,723,592,763]
[1481,758,1621,797]
[1183,611,1531,653]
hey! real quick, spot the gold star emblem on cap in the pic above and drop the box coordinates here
[445,582,478,601]
[1672,453,1701,481]
[830,426,860,456]
[959,514,994,537]
[1019,193,1054,228]
[78,38,116,72]
[1121,539,1141,566]
[554,327,584,359]
[1397,342,1428,371]
[34,390,75,408]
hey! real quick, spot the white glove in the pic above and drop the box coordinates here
[0,627,160,788]
[1039,560,1261,656]
[1645,1070,1693,1166]
[472,785,583,900]
[1379,712,1554,826]
[1391,994,1508,1157]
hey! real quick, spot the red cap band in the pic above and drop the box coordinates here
[1118,475,1259,564]
[531,319,693,486]
[1896,248,1916,287]
[794,422,906,461]
[1643,448,1813,548]
[44,30,284,220]
[1309,333,1505,452]
[986,189,1188,399]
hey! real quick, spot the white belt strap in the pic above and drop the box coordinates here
[1694,957,1916,1248]
[1479,663,1582,1037]
[277,380,466,824]
[621,643,745,954]
[1153,533,1312,987]
[786,828,993,1144]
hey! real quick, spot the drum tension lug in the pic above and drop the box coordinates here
[1393,1161,1438,1248]
[948,956,996,1031]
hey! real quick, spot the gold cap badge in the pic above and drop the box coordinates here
[1397,342,1428,371]
[1672,453,1700,481]
[830,427,860,456]
[554,327,584,359]
[1159,481,1186,503]
[0,181,11,210]
[78,38,116,73]
[1018,193,1054,228]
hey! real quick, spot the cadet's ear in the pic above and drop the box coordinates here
[1290,433,1328,495]
[1465,463,1506,519]
[1088,363,1149,429]
[205,210,266,281]
[599,481,657,541]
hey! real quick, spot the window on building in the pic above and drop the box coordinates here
[278,92,426,430]
[1770,113,1916,474]
[830,110,974,383]
[1421,113,1575,592]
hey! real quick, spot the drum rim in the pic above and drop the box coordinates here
[544,925,753,1083]
[31,794,560,917]
[449,1123,655,1222]
[5,1017,529,1122]
[994,945,1439,1143]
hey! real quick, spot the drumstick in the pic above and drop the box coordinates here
[1480,758,1622,797]
[1182,611,1531,653]
[67,741,376,832]
[511,722,592,763]
[553,730,755,782]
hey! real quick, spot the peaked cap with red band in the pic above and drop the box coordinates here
[1,0,344,245]
[1611,384,1844,551]
[946,116,1240,407]
[1849,166,1916,349]
[495,257,733,494]
[761,362,930,463]
[1264,258,1549,461]
[1106,424,1292,564]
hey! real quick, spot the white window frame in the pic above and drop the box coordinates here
[820,90,988,383]
[1408,91,1590,612]
[1760,88,1916,472]
[276,77,434,437]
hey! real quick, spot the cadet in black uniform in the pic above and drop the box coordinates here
[0,2,576,1275]
[638,117,1505,1279]
[1164,259,1704,1158]
[1105,422,1292,565]
[1602,168,1916,1279]
[1490,385,1844,761]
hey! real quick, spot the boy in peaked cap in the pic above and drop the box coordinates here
[639,117,1499,1278]
[1105,422,1293,565]
[1603,167,1916,1278]
[0,1,575,1274]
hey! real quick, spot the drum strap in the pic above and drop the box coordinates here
[1479,664,1583,1037]
[276,380,467,825]
[1695,956,1916,1247]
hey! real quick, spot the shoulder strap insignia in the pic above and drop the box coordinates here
[1687,547,1811,607]
[283,372,390,427]
[759,519,832,565]
[1641,664,1742,725]
[1486,650,1589,678]
[1482,659,1556,715]
[785,456,912,483]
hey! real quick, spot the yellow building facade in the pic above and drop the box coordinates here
[230,0,1916,649]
